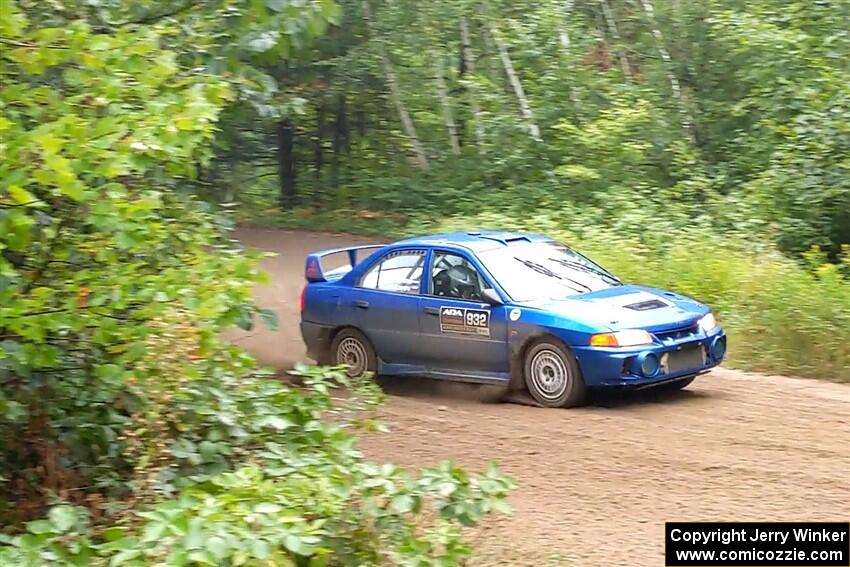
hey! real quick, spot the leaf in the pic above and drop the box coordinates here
[283,533,314,556]
[247,32,279,53]
[35,131,63,154]
[184,519,205,550]
[254,502,282,514]
[257,415,293,430]
[27,520,54,535]
[109,549,143,566]
[102,527,127,542]
[235,308,254,331]
[389,494,415,514]
[250,538,271,560]
[206,535,228,560]
[142,521,169,543]
[491,499,512,514]
[437,482,457,497]
[5,208,35,250]
[48,505,77,532]
[175,117,195,131]
[459,512,480,528]
[7,185,36,205]
[198,440,220,461]
[95,364,123,381]
[319,0,342,23]
[258,307,278,330]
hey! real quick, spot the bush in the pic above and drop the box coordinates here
[1,6,513,566]
[0,366,514,566]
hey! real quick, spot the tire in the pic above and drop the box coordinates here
[655,376,695,394]
[523,339,586,408]
[331,328,377,378]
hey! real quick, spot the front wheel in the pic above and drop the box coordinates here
[331,328,377,378]
[523,339,586,408]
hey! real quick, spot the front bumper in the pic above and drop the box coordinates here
[572,327,726,387]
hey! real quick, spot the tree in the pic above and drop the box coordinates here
[1,5,513,563]
[362,0,430,169]
[0,0,270,521]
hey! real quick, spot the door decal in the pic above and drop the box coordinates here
[440,306,490,337]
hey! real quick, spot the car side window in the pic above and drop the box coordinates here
[431,252,485,301]
[359,249,425,294]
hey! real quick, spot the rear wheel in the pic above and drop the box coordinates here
[331,328,377,378]
[523,339,586,408]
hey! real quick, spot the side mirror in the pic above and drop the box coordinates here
[480,288,503,306]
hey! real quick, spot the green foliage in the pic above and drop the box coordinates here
[223,0,849,262]
[0,366,514,566]
[705,6,850,257]
[0,504,95,566]
[0,0,267,518]
[1,4,513,566]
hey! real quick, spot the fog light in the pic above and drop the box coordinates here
[710,336,727,361]
[636,352,660,377]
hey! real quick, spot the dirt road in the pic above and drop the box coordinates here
[229,227,850,566]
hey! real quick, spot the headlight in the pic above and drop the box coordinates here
[698,312,717,332]
[590,329,654,347]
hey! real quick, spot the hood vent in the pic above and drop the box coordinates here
[624,299,668,311]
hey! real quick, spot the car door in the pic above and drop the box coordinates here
[344,248,426,365]
[418,249,509,375]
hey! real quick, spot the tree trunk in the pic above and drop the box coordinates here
[599,0,633,80]
[277,120,296,210]
[456,41,467,148]
[478,5,503,84]
[355,108,366,138]
[314,104,324,203]
[557,0,575,53]
[555,0,581,108]
[331,94,347,190]
[637,0,695,141]
[362,0,428,169]
[460,16,484,146]
[488,22,542,141]
[433,51,461,155]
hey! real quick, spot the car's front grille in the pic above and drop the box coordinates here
[662,343,706,375]
[654,324,699,344]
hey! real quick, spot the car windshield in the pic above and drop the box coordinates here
[477,241,622,302]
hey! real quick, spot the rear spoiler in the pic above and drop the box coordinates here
[304,244,386,283]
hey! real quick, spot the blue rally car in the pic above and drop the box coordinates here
[299,231,726,408]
